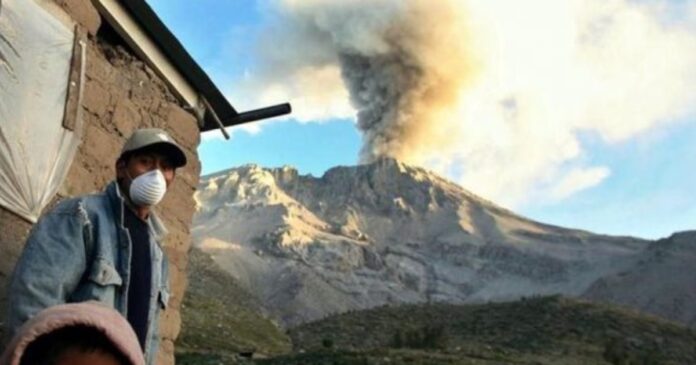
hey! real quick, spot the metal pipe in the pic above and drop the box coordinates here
[201,96,230,140]
[224,103,292,126]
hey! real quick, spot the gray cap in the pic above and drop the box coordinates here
[120,128,187,168]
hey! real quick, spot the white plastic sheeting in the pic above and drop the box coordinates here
[0,0,84,222]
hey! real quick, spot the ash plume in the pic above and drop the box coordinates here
[334,1,478,163]
[238,0,696,206]
[245,0,478,164]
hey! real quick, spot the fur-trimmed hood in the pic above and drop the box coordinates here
[1,302,144,365]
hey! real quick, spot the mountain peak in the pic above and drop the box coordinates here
[325,157,438,183]
[192,161,663,326]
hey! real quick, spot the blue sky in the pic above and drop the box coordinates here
[148,0,696,239]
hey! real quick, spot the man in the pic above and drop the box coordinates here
[4,128,187,365]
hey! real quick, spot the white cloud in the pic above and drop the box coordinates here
[550,167,611,201]
[228,65,354,123]
[200,120,265,142]
[426,0,696,207]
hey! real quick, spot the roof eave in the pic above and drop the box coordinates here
[92,0,291,134]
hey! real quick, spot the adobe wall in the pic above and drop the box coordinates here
[0,1,200,363]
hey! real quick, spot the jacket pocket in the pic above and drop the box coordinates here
[70,257,123,305]
[88,257,123,286]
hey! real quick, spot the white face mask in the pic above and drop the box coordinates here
[128,169,167,207]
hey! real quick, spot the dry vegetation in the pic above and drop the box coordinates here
[176,248,291,363]
[273,296,696,365]
[178,249,696,365]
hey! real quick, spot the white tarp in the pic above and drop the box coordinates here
[0,0,84,222]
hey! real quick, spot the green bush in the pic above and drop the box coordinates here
[390,325,447,350]
[322,338,334,349]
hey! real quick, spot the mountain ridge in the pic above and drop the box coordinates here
[202,159,652,241]
[192,158,692,327]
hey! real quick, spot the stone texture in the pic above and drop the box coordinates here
[58,160,101,197]
[166,262,188,310]
[160,309,182,342]
[82,123,123,165]
[0,209,32,340]
[54,0,101,35]
[165,227,193,252]
[166,103,200,148]
[177,154,202,189]
[156,339,175,365]
[160,181,197,227]
[112,98,141,137]
[85,47,114,85]
[82,79,111,118]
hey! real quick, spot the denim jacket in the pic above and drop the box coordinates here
[4,181,170,365]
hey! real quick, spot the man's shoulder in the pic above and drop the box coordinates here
[45,189,113,219]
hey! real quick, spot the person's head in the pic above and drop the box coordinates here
[0,302,145,365]
[116,128,187,208]
[19,325,130,365]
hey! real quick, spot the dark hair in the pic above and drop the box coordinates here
[19,325,131,365]
[117,144,178,167]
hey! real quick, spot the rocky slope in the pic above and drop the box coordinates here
[192,158,692,327]
[176,247,291,361]
[583,231,696,327]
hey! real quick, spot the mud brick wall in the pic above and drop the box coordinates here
[0,2,200,364]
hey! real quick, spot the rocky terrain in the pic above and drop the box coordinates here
[176,247,291,362]
[177,249,696,364]
[192,158,694,327]
[583,231,696,327]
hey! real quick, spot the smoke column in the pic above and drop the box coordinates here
[241,0,696,206]
[335,1,478,163]
[250,0,479,164]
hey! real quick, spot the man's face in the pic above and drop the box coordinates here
[116,149,176,192]
[54,349,124,365]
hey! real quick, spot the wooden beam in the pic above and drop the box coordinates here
[62,25,87,132]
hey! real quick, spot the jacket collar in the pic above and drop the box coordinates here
[106,181,168,242]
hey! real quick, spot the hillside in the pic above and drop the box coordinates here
[262,296,696,365]
[191,159,692,327]
[176,247,291,363]
[583,231,696,327]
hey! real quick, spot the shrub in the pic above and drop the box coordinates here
[603,338,629,365]
[322,338,334,349]
[391,330,404,348]
[390,325,447,350]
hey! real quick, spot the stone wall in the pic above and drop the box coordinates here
[0,1,200,364]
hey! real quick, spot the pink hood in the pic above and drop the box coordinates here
[1,302,144,365]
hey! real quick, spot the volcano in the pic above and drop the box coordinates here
[192,158,695,327]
